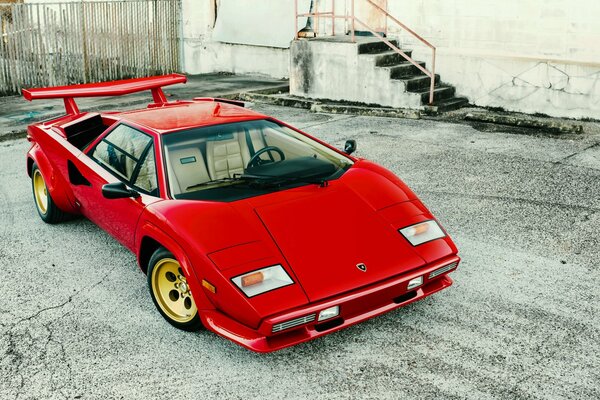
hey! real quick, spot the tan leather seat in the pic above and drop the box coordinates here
[165,146,210,195]
[206,133,247,180]
[206,130,269,180]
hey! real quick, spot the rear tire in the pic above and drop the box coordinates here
[147,247,202,331]
[31,163,68,224]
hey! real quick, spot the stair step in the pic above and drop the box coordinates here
[372,50,413,67]
[416,85,456,104]
[389,61,427,79]
[357,39,399,54]
[433,97,469,111]
[401,74,441,91]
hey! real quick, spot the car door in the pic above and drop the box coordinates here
[69,123,162,251]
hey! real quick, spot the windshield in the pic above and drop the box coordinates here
[162,119,353,201]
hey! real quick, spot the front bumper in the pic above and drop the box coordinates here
[200,255,460,353]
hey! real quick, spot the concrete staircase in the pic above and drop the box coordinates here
[290,36,468,112]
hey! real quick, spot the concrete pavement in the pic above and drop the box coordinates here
[1,100,599,399]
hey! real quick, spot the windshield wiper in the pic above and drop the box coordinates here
[186,177,245,190]
[236,173,330,187]
[186,170,333,191]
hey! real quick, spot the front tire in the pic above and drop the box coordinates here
[147,247,202,331]
[31,163,68,224]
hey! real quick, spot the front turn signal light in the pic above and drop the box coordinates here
[241,271,264,287]
[399,220,446,246]
[232,265,294,298]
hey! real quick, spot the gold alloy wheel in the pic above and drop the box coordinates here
[33,169,49,214]
[151,258,198,323]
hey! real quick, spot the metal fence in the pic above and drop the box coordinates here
[0,0,182,96]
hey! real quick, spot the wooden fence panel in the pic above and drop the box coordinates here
[0,0,182,95]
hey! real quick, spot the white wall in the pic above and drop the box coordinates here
[181,0,297,78]
[383,0,600,119]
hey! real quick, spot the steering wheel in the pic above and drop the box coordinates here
[247,146,285,168]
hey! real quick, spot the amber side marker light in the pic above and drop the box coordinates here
[202,279,216,293]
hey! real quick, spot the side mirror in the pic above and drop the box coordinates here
[343,139,357,155]
[102,182,140,199]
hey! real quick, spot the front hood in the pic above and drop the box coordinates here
[255,184,427,302]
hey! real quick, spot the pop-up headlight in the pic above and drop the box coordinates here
[232,265,293,297]
[399,220,446,246]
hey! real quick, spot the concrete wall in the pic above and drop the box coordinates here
[383,0,600,119]
[181,0,300,78]
[290,39,422,108]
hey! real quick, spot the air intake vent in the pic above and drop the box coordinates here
[272,314,316,333]
[429,262,458,279]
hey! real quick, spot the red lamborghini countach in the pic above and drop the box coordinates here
[23,74,459,352]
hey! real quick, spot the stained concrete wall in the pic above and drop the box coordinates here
[383,0,600,119]
[289,38,422,108]
[181,0,303,78]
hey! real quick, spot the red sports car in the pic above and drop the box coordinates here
[23,74,459,352]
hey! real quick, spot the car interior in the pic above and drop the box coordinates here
[163,120,349,197]
[166,127,282,195]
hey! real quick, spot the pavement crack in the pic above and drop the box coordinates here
[14,297,73,326]
[43,315,74,399]
[368,131,600,173]
[1,263,119,399]
[0,180,16,241]
[298,115,357,130]
[419,189,600,213]
[557,141,600,163]
[12,262,118,327]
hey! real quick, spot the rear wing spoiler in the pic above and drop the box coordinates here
[22,74,187,115]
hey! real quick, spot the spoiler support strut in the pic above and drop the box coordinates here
[64,98,79,115]
[22,74,187,115]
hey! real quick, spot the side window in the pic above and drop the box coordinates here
[91,124,158,195]
[132,145,158,194]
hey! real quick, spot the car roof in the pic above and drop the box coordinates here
[115,101,267,133]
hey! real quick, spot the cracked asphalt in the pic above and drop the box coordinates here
[1,103,599,399]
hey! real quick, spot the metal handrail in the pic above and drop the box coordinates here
[364,0,436,105]
[294,0,437,105]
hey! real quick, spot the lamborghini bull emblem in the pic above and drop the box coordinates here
[356,263,367,272]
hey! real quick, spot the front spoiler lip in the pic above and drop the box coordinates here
[200,255,460,353]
